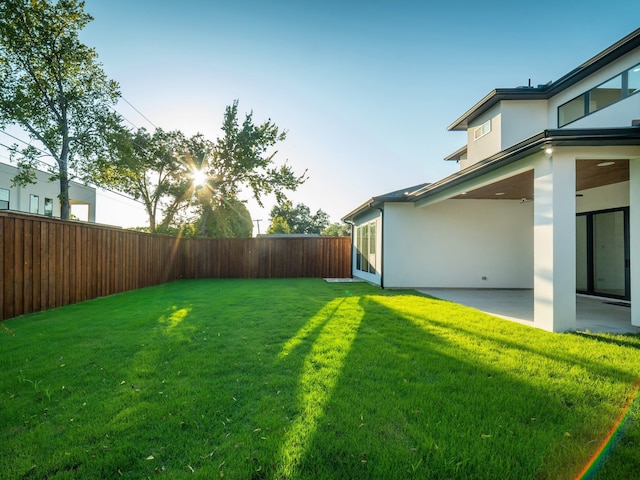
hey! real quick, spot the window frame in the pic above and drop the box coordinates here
[355,220,378,275]
[29,194,39,214]
[473,119,491,140]
[44,197,54,217]
[558,63,640,127]
[0,188,9,210]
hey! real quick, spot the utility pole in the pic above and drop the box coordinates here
[254,219,262,236]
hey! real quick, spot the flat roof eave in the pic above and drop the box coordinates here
[447,28,640,131]
[409,128,640,202]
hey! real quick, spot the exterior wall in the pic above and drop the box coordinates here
[630,160,640,326]
[463,100,547,168]
[0,162,96,221]
[383,199,533,288]
[549,48,640,128]
[576,181,629,213]
[351,209,383,286]
[563,94,640,129]
[500,100,548,147]
[464,105,501,167]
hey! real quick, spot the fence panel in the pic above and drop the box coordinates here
[0,211,352,321]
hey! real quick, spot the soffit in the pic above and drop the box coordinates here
[451,160,629,200]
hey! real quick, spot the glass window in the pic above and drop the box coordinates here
[473,120,491,140]
[628,65,640,96]
[44,198,53,216]
[29,194,39,214]
[576,215,588,292]
[558,94,586,127]
[355,221,378,274]
[355,226,362,270]
[361,224,369,272]
[368,223,376,273]
[589,75,622,113]
[593,211,626,297]
[0,188,8,210]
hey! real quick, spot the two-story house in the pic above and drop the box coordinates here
[343,28,640,332]
[0,161,97,221]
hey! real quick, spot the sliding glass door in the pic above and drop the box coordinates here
[576,208,630,300]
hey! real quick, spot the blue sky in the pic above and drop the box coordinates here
[73,2,640,227]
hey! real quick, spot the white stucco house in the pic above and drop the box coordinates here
[0,161,97,221]
[343,28,640,332]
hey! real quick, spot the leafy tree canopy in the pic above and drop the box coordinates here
[194,198,253,238]
[0,0,122,219]
[100,100,305,237]
[267,200,330,235]
[322,222,351,237]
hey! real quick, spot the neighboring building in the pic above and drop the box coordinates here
[0,161,96,222]
[343,28,640,332]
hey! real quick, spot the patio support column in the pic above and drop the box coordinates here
[630,159,640,327]
[533,151,576,332]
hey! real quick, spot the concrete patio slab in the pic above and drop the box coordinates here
[416,288,639,334]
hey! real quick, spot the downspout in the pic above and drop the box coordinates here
[344,220,355,279]
[376,207,384,289]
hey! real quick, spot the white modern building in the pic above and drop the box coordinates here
[343,28,640,332]
[0,161,96,221]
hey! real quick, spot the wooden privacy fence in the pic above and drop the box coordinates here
[0,211,352,321]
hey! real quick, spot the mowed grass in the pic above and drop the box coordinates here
[1,279,640,479]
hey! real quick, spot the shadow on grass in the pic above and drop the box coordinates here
[274,293,621,479]
[572,331,640,351]
[4,280,639,479]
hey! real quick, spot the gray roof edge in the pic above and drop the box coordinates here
[447,89,547,131]
[409,127,640,201]
[444,144,468,161]
[341,182,430,222]
[447,28,640,131]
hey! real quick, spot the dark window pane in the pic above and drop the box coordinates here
[44,198,53,216]
[589,75,622,113]
[629,65,640,95]
[558,95,585,126]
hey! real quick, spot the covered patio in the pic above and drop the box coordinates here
[417,288,639,334]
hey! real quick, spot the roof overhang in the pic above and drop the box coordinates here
[341,183,429,223]
[444,144,468,162]
[448,28,640,131]
[409,127,640,204]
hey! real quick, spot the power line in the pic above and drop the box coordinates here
[0,134,143,205]
[120,96,158,129]
[111,106,140,130]
[0,129,53,158]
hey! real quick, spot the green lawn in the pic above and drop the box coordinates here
[1,278,639,479]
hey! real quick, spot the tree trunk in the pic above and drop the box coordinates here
[146,203,156,231]
[59,171,70,220]
[59,131,71,220]
[198,206,211,237]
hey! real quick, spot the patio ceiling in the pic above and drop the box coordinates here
[452,159,629,200]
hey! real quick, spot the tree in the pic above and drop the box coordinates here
[323,222,351,236]
[158,100,306,236]
[96,127,189,231]
[267,216,291,234]
[190,100,306,233]
[267,200,330,234]
[98,100,305,236]
[0,0,122,220]
[194,197,253,238]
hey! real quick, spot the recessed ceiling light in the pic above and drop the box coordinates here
[597,161,615,167]
[495,192,505,196]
